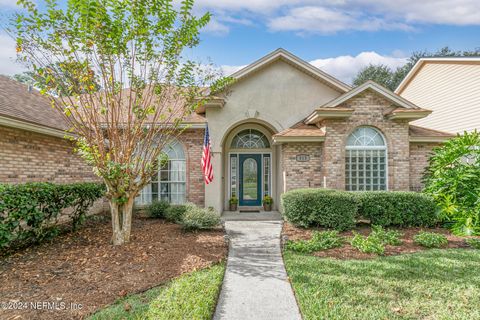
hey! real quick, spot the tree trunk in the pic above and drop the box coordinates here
[109,196,135,245]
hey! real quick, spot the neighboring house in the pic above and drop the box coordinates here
[1,49,454,213]
[395,57,480,133]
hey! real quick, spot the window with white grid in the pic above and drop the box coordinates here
[136,140,186,205]
[345,127,387,191]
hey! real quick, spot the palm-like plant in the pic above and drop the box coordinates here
[423,131,480,235]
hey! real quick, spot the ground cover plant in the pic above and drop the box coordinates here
[282,223,473,259]
[350,226,402,255]
[284,249,480,320]
[350,232,386,255]
[285,231,344,253]
[0,213,227,320]
[89,263,225,320]
[466,238,480,249]
[414,231,448,248]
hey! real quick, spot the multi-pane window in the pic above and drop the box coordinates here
[230,154,238,197]
[136,141,186,205]
[263,155,271,196]
[345,127,387,191]
[231,129,270,149]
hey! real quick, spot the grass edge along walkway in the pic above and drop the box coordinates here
[284,249,480,320]
[89,262,225,320]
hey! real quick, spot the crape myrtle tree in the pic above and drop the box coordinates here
[12,0,230,245]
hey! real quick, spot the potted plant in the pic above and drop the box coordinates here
[263,195,273,211]
[229,195,238,211]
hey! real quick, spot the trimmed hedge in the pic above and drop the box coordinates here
[281,189,438,230]
[0,182,105,249]
[281,189,359,230]
[356,191,438,227]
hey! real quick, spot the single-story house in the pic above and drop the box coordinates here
[0,49,455,213]
[395,57,480,134]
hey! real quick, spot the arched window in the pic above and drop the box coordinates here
[136,140,186,205]
[231,129,270,149]
[345,127,387,191]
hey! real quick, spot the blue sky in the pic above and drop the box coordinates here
[1,0,479,84]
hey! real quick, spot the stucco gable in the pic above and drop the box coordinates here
[230,48,351,93]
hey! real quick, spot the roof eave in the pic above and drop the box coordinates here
[194,98,226,114]
[409,136,452,143]
[0,115,71,138]
[305,109,353,124]
[387,110,432,120]
[273,136,325,144]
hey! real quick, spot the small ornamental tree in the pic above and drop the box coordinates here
[423,131,480,236]
[11,0,230,245]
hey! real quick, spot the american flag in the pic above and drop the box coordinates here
[202,124,214,184]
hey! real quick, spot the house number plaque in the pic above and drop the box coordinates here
[296,154,310,162]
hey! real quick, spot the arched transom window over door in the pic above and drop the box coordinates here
[345,126,387,191]
[231,129,270,149]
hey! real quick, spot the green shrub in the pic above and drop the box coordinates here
[164,205,187,223]
[285,230,344,253]
[465,238,480,249]
[0,182,105,249]
[350,232,385,255]
[180,204,221,231]
[423,131,480,236]
[370,225,403,246]
[413,231,448,248]
[147,200,170,218]
[281,188,359,230]
[356,191,438,227]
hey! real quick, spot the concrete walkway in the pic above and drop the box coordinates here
[214,215,302,320]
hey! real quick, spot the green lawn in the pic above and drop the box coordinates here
[89,263,225,320]
[284,249,480,320]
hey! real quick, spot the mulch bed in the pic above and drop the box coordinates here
[283,222,475,260]
[0,213,227,320]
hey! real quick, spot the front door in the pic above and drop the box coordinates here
[239,154,262,206]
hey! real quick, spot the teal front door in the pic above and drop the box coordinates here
[239,154,262,206]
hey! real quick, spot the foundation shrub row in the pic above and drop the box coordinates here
[281,188,438,230]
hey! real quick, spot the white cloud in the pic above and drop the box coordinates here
[0,0,18,8]
[202,18,230,35]
[194,0,480,34]
[219,51,407,84]
[310,51,407,84]
[0,34,26,76]
[220,64,246,76]
[358,0,480,25]
[268,6,412,34]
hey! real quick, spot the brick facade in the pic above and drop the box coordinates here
[321,90,411,191]
[178,129,205,206]
[409,142,437,191]
[281,142,323,191]
[0,125,99,183]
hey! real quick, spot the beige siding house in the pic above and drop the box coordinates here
[396,58,480,134]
